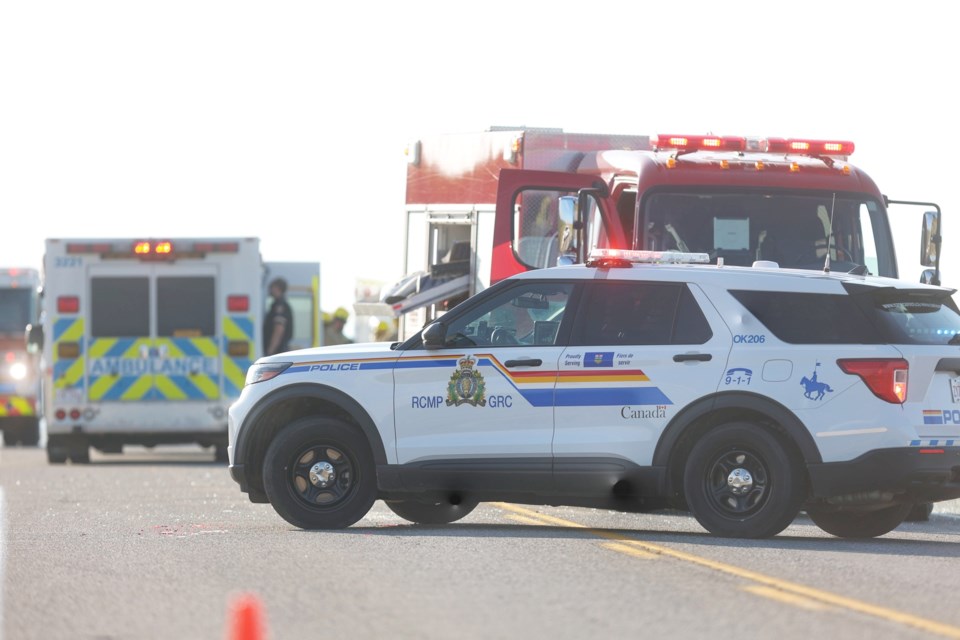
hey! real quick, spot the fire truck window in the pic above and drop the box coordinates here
[91,277,149,337]
[515,189,565,270]
[158,277,216,337]
[0,289,31,333]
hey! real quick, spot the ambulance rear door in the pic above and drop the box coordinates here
[86,263,222,403]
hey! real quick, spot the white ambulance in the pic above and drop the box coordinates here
[33,238,321,463]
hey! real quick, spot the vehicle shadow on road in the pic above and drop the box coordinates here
[302,512,960,558]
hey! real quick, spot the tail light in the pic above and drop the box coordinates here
[837,358,908,404]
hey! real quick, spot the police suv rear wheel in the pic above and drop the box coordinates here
[684,422,806,538]
[262,417,377,530]
[385,497,480,524]
[806,503,913,538]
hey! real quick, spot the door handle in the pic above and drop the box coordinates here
[505,358,542,367]
[673,353,712,362]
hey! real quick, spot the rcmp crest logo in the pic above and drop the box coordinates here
[446,355,486,407]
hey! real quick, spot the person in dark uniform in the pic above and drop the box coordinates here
[263,277,293,355]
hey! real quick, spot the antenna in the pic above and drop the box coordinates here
[823,193,836,273]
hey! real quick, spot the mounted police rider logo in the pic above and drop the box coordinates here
[801,362,834,400]
[446,355,486,407]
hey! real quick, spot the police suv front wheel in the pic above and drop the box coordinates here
[385,497,480,524]
[262,417,377,530]
[683,422,806,539]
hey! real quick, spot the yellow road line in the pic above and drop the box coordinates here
[744,584,830,611]
[600,542,657,559]
[493,503,960,639]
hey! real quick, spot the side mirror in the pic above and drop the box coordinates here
[920,210,939,268]
[920,269,938,285]
[25,323,44,353]
[421,321,448,350]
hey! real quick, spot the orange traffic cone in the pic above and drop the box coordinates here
[227,592,267,640]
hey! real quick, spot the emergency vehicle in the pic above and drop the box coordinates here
[229,250,960,539]
[385,128,942,340]
[32,238,321,463]
[0,268,41,446]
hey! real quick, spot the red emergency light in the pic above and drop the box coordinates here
[227,295,250,312]
[653,134,747,153]
[66,242,114,254]
[767,138,855,156]
[194,242,239,253]
[57,296,80,313]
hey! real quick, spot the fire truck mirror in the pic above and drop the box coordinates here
[920,210,939,267]
[25,323,44,353]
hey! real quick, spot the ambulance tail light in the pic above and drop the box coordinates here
[58,342,81,359]
[837,358,908,404]
[767,138,855,157]
[227,295,249,312]
[227,341,250,357]
[58,296,80,313]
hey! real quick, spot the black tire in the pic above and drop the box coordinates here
[47,443,68,464]
[214,443,229,464]
[262,417,377,530]
[21,419,40,447]
[807,503,913,538]
[684,422,806,538]
[69,446,90,464]
[2,430,15,447]
[904,502,934,522]
[385,497,480,524]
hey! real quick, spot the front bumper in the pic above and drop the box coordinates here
[807,447,960,502]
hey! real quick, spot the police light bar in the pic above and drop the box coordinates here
[765,138,855,157]
[653,134,747,153]
[587,248,711,267]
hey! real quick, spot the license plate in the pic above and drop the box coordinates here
[952,376,960,404]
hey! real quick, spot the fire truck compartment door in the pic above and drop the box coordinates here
[86,264,221,402]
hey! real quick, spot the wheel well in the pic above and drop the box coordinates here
[237,384,387,496]
[664,407,810,510]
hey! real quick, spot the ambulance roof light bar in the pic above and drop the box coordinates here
[653,134,746,153]
[586,248,711,268]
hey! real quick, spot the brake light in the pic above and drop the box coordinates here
[58,296,80,313]
[227,295,249,312]
[154,241,173,255]
[837,358,908,404]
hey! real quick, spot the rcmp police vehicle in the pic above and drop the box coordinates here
[229,249,960,538]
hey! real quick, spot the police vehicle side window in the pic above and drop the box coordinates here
[91,277,149,337]
[570,282,711,346]
[730,290,880,344]
[442,282,574,348]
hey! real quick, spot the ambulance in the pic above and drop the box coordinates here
[0,267,41,446]
[32,238,321,463]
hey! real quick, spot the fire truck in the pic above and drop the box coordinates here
[29,238,321,463]
[384,128,942,339]
[0,268,41,446]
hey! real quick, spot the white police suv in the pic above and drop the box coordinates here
[228,250,960,538]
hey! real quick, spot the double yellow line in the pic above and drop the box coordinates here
[494,503,960,638]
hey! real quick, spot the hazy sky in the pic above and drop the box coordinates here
[1,2,955,332]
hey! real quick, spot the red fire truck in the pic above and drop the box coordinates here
[383,128,941,339]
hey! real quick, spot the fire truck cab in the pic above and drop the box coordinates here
[32,238,321,463]
[0,267,41,446]
[386,129,942,340]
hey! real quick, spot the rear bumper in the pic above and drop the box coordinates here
[807,447,960,502]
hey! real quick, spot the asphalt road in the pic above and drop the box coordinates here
[2,444,960,640]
